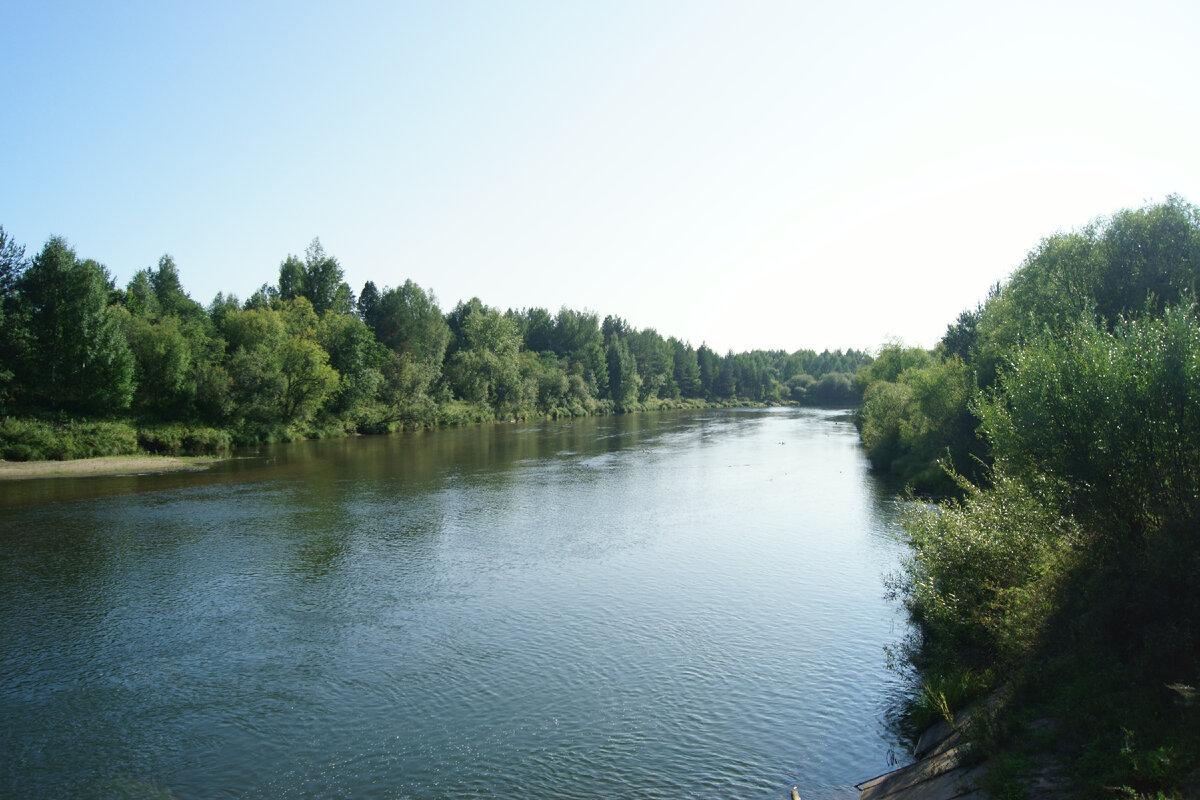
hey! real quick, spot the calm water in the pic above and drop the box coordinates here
[0,408,908,800]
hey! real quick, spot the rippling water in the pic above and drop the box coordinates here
[0,408,908,800]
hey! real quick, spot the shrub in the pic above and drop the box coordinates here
[138,424,233,456]
[0,418,140,461]
[435,401,495,427]
[892,471,1079,679]
[979,304,1200,534]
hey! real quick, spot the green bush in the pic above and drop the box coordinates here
[892,302,1200,796]
[1,418,59,461]
[435,400,495,427]
[893,472,1078,676]
[0,417,140,461]
[137,424,232,456]
[979,305,1200,534]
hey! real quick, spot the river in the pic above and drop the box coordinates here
[0,407,908,800]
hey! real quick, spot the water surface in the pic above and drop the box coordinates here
[0,408,908,799]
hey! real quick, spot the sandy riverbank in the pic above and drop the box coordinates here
[0,455,224,480]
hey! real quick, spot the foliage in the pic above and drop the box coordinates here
[121,311,195,414]
[10,237,134,414]
[806,371,856,406]
[0,226,29,409]
[136,423,232,456]
[0,417,139,461]
[0,226,872,457]
[277,238,354,317]
[443,300,523,416]
[605,333,641,411]
[894,472,1079,675]
[858,354,981,493]
[316,311,385,415]
[979,306,1200,535]
[858,197,1200,498]
[365,280,449,419]
[879,200,1200,797]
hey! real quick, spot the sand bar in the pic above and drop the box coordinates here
[0,455,223,480]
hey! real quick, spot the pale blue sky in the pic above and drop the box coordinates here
[3,1,1198,352]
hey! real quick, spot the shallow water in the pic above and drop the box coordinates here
[0,408,908,799]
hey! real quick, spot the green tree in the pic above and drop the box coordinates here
[979,306,1200,535]
[0,226,25,297]
[357,280,381,325]
[857,355,978,491]
[277,239,354,317]
[278,335,340,423]
[605,334,640,410]
[121,311,193,414]
[14,237,133,413]
[713,353,737,399]
[220,304,339,428]
[367,280,450,410]
[554,307,607,399]
[149,255,204,319]
[807,372,856,406]
[696,344,719,398]
[124,269,161,318]
[371,281,450,367]
[444,301,523,414]
[626,328,674,401]
[670,338,701,398]
[316,311,386,416]
[0,227,28,409]
[514,306,555,353]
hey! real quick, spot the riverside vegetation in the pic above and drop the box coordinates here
[6,198,1198,798]
[0,230,867,461]
[857,197,1200,798]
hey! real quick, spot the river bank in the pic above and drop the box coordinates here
[0,454,224,480]
[856,697,1070,800]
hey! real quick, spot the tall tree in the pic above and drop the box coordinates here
[696,344,719,398]
[444,300,523,413]
[670,338,701,398]
[149,255,203,319]
[0,227,28,408]
[0,226,26,298]
[15,237,133,412]
[605,334,640,410]
[357,280,381,326]
[317,311,386,415]
[277,239,354,317]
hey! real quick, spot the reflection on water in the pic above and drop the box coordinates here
[0,408,908,800]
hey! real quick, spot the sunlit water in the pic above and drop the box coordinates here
[0,408,909,800]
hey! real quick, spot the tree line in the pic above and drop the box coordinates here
[856,197,1200,796]
[0,231,869,456]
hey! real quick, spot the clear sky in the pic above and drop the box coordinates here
[3,1,1198,353]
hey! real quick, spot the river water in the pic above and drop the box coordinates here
[0,408,908,800]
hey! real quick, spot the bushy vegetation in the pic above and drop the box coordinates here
[136,424,233,456]
[0,418,140,461]
[871,198,1200,798]
[0,227,871,462]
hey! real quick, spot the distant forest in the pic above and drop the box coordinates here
[0,229,868,457]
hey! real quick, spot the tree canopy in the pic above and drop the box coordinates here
[0,229,867,435]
